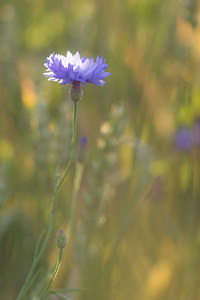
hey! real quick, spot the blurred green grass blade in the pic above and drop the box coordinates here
[49,287,92,294]
[24,268,41,297]
[33,229,46,260]
[50,292,72,300]
[29,267,52,299]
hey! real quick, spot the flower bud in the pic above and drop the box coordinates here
[69,82,83,102]
[56,228,67,249]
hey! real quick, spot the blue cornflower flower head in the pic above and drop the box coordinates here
[44,51,111,102]
[174,127,194,151]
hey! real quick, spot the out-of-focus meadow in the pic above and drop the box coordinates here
[1,0,200,299]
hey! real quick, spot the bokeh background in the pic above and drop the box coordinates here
[1,0,200,299]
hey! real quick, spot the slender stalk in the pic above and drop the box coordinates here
[67,162,84,238]
[38,249,64,300]
[55,102,78,193]
[16,102,78,300]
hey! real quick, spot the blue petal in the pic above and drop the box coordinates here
[44,51,111,86]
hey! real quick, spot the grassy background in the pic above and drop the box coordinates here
[1,0,200,299]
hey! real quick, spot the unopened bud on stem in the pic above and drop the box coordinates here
[56,228,67,249]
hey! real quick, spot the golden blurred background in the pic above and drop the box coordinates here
[1,0,200,299]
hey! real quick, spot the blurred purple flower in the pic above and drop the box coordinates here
[44,51,111,86]
[77,136,88,163]
[79,136,87,148]
[174,127,194,151]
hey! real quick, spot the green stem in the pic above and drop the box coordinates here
[16,102,78,300]
[55,102,78,193]
[67,162,84,238]
[39,249,64,300]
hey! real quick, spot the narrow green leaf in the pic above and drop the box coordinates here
[53,292,72,300]
[33,229,46,260]
[49,287,92,294]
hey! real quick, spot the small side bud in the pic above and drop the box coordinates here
[69,82,83,102]
[56,228,67,249]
